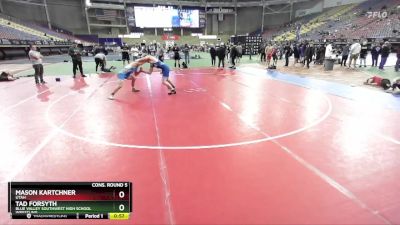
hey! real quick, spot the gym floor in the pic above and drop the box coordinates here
[0,54,400,224]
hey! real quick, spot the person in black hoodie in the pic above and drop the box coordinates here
[371,43,381,67]
[284,42,291,67]
[259,43,266,62]
[379,41,390,70]
[172,43,181,68]
[359,41,368,67]
[216,44,226,68]
[68,43,86,78]
[210,45,217,66]
[395,47,400,72]
[293,44,299,66]
[304,43,314,69]
[341,44,350,66]
[229,44,238,69]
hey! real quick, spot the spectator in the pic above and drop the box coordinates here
[259,43,266,62]
[348,41,361,69]
[121,43,130,66]
[284,42,291,67]
[28,45,46,84]
[359,41,368,67]
[93,45,102,55]
[236,43,243,63]
[279,44,284,60]
[371,43,381,67]
[68,43,86,78]
[304,43,314,69]
[272,45,279,67]
[182,44,190,66]
[156,44,165,62]
[265,43,273,67]
[216,44,226,68]
[150,43,156,56]
[301,43,307,64]
[318,44,326,65]
[395,47,400,72]
[210,45,217,66]
[341,44,350,66]
[131,45,140,61]
[293,44,300,66]
[172,43,181,68]
[324,42,334,59]
[229,44,238,69]
[379,41,390,70]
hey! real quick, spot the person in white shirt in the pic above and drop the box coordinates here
[94,52,116,73]
[131,46,139,61]
[28,45,45,84]
[324,43,334,59]
[348,41,361,69]
[94,52,106,72]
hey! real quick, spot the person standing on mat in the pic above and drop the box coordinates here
[210,45,217,66]
[108,61,144,100]
[137,55,176,95]
[68,43,86,78]
[28,45,46,85]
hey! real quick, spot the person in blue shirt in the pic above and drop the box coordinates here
[108,61,144,100]
[137,55,176,95]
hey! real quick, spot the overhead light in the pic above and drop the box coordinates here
[85,0,92,7]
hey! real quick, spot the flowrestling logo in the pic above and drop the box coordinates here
[367,11,388,19]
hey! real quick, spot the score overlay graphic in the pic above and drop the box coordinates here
[8,182,132,220]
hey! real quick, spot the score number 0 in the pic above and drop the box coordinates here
[119,191,125,211]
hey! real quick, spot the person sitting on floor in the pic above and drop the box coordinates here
[364,75,391,90]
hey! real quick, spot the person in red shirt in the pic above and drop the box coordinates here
[364,75,391,90]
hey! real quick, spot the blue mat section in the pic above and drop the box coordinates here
[239,67,400,111]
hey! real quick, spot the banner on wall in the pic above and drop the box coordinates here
[162,34,180,40]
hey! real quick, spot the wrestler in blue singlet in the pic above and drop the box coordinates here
[117,64,138,80]
[151,60,170,78]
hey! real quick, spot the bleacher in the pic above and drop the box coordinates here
[0,24,42,40]
[260,0,399,42]
[0,13,96,44]
[0,14,62,41]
